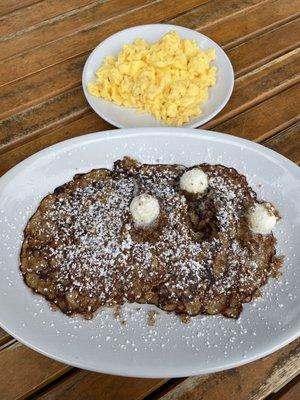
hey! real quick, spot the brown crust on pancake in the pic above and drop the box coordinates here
[20,157,283,319]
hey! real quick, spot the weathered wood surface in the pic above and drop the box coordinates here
[0,1,299,399]
[158,339,300,400]
[264,124,300,165]
[0,0,41,17]
[1,48,299,154]
[0,328,11,347]
[0,343,71,399]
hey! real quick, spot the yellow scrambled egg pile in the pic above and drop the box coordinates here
[88,31,217,126]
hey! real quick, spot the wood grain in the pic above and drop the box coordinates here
[0,0,207,84]
[0,113,110,176]
[0,0,155,60]
[264,123,300,164]
[0,87,91,153]
[2,1,294,120]
[0,53,87,119]
[158,339,300,400]
[0,0,41,17]
[0,328,11,347]
[2,0,278,62]
[0,0,98,37]
[227,18,300,77]
[203,0,300,49]
[205,48,300,128]
[1,78,299,177]
[0,331,297,400]
[215,84,300,142]
[1,0,297,122]
[1,46,298,155]
[169,0,270,30]
[269,376,300,400]
[36,371,165,400]
[0,342,70,399]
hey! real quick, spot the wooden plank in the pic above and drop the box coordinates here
[0,0,41,17]
[227,18,300,77]
[269,376,300,400]
[1,46,298,155]
[0,342,70,399]
[0,328,11,347]
[36,371,166,400]
[1,338,297,400]
[168,0,271,30]
[0,2,286,121]
[0,113,110,176]
[1,1,296,120]
[264,123,300,165]
[0,0,97,37]
[0,0,271,62]
[205,48,300,128]
[157,339,300,400]
[202,0,300,49]
[214,84,300,142]
[0,0,156,60]
[0,74,299,177]
[0,86,92,153]
[0,0,207,84]
[0,54,87,120]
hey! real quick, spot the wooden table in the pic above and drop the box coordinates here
[0,1,299,399]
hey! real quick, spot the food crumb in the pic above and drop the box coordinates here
[147,310,157,326]
[114,305,122,320]
[180,315,191,324]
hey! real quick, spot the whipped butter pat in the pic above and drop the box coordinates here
[130,194,160,228]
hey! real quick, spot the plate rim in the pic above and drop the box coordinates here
[81,23,234,129]
[1,128,299,182]
[0,315,299,378]
[0,127,299,378]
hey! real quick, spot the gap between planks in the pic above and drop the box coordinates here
[0,0,207,68]
[2,0,296,66]
[0,0,104,39]
[0,0,42,17]
[1,12,299,122]
[148,339,300,400]
[0,0,156,49]
[207,0,300,51]
[0,43,299,155]
[0,0,156,60]
[22,339,300,399]
[268,374,300,400]
[0,80,299,176]
[1,0,297,65]
[0,0,278,86]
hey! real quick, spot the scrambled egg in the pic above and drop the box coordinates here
[88,31,217,126]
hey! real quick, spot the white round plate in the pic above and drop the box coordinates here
[82,24,234,128]
[0,128,299,378]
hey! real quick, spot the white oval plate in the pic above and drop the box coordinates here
[0,128,299,378]
[82,24,234,128]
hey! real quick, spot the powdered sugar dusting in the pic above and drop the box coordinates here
[21,159,281,321]
[0,130,298,377]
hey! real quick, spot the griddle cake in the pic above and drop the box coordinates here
[20,157,283,319]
